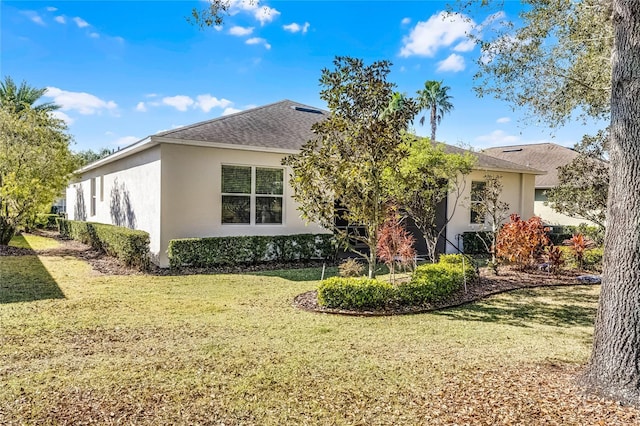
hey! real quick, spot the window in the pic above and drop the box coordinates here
[535,189,547,202]
[90,178,96,216]
[100,176,104,202]
[221,165,284,224]
[470,181,486,224]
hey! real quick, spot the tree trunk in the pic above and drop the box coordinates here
[0,216,16,245]
[582,1,640,406]
[430,105,437,142]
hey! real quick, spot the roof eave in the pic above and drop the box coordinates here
[76,136,156,173]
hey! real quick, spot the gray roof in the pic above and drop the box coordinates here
[482,143,580,188]
[443,144,545,175]
[156,99,328,151]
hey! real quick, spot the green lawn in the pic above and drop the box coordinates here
[0,234,625,424]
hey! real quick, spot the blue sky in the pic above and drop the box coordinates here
[2,0,601,153]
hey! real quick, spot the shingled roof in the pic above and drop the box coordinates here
[156,99,327,151]
[443,144,545,175]
[482,143,580,188]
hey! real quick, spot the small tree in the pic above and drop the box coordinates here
[377,210,416,284]
[0,106,77,244]
[469,174,511,274]
[564,233,596,271]
[284,57,418,278]
[386,136,475,263]
[496,214,550,270]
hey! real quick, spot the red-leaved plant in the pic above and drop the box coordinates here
[377,213,416,284]
[496,214,550,270]
[564,233,596,270]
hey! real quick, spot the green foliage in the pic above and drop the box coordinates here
[0,76,60,113]
[34,214,61,230]
[396,262,467,306]
[462,231,493,254]
[58,219,150,269]
[416,80,454,142]
[385,136,475,262]
[167,234,335,268]
[74,148,113,167]
[0,105,77,244]
[438,253,478,282]
[317,277,394,310]
[283,57,418,278]
[546,129,609,228]
[338,258,365,278]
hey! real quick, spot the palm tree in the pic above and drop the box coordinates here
[0,76,59,113]
[416,80,453,142]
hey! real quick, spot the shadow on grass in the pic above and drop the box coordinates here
[435,286,598,328]
[1,236,65,304]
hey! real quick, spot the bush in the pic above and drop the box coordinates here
[396,263,466,306]
[496,214,550,269]
[58,219,150,269]
[438,254,478,281]
[339,258,364,277]
[34,214,61,230]
[167,234,335,268]
[462,231,493,254]
[318,277,394,310]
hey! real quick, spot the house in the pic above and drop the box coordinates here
[482,143,599,227]
[66,100,542,266]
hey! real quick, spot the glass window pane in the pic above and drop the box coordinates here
[222,196,251,224]
[222,165,251,194]
[255,168,283,195]
[255,197,283,224]
[470,181,485,202]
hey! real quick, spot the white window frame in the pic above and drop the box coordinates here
[221,164,285,226]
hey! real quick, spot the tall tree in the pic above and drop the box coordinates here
[464,0,640,404]
[0,76,59,114]
[546,129,609,229]
[582,1,640,405]
[284,57,418,278]
[75,147,113,167]
[416,80,454,142]
[0,106,77,244]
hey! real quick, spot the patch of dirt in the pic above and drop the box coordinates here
[293,267,595,316]
[0,245,35,256]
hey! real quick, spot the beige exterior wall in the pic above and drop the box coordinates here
[158,143,328,267]
[534,199,599,227]
[65,147,162,261]
[445,170,536,253]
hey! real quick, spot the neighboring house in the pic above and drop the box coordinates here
[66,100,542,266]
[482,143,598,227]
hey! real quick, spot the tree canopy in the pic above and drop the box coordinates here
[0,106,77,244]
[0,76,59,114]
[416,80,454,142]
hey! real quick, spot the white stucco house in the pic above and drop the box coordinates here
[482,143,601,227]
[66,100,543,266]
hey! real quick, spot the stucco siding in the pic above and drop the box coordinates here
[159,143,328,267]
[66,146,162,262]
[444,170,536,253]
[534,200,598,227]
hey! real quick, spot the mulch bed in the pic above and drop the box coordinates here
[293,267,596,316]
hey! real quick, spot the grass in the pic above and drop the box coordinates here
[0,234,610,424]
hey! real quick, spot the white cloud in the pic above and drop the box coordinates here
[73,17,90,28]
[214,25,223,31]
[475,130,521,146]
[222,107,242,116]
[54,15,66,24]
[89,32,100,39]
[229,25,254,36]
[135,102,147,112]
[145,93,158,98]
[400,12,475,58]
[480,11,507,29]
[23,11,45,26]
[255,6,280,25]
[196,94,233,113]
[44,87,117,115]
[50,111,74,125]
[496,117,511,124]
[46,6,58,12]
[283,22,310,33]
[162,95,194,112]
[112,136,139,148]
[453,38,475,52]
[437,53,465,72]
[401,17,411,25]
[246,37,271,49]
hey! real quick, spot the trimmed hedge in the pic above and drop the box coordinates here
[438,254,478,282]
[35,214,61,230]
[318,277,394,310]
[167,234,335,268]
[396,262,468,306]
[58,219,150,269]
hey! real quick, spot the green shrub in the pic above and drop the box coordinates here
[167,234,335,268]
[34,214,60,229]
[462,231,493,254]
[438,254,478,281]
[558,246,603,272]
[58,219,150,269]
[396,263,466,306]
[318,277,394,310]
